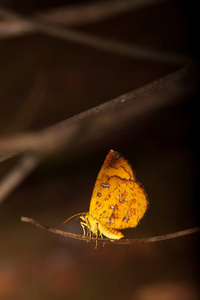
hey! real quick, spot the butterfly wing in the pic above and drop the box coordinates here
[99,180,148,229]
[89,150,136,218]
[89,150,148,229]
[94,149,135,182]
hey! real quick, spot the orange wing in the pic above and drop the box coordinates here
[89,150,148,229]
[95,180,148,229]
[89,150,135,214]
[96,150,135,182]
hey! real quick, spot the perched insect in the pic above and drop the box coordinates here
[62,150,148,247]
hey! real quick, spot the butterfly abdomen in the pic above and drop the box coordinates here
[98,222,124,239]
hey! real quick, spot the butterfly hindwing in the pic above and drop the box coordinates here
[92,180,148,229]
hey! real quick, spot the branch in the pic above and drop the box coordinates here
[21,216,200,245]
[1,65,194,201]
[0,64,197,162]
[0,7,190,66]
[0,154,40,204]
[0,0,171,38]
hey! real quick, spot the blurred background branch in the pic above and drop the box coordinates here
[0,7,190,65]
[0,64,197,161]
[0,0,170,38]
[0,154,40,204]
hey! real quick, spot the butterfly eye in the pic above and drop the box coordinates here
[82,213,86,219]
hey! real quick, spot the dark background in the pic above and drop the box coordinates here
[0,1,199,299]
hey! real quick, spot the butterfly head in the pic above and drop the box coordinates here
[79,213,88,221]
[80,213,92,229]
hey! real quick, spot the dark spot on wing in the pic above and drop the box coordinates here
[108,213,115,222]
[122,216,129,223]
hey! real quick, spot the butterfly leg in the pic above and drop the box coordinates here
[95,222,99,249]
[99,231,105,247]
[81,221,94,244]
[89,229,92,238]
[80,221,87,237]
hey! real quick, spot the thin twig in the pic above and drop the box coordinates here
[0,64,197,162]
[0,7,190,66]
[0,154,40,204]
[21,216,200,245]
[0,0,171,38]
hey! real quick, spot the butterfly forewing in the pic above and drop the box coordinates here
[89,149,148,228]
[94,150,135,182]
[89,175,126,218]
[89,150,134,216]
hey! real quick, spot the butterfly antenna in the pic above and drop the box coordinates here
[59,212,83,227]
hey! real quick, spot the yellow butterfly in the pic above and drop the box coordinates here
[63,150,148,247]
